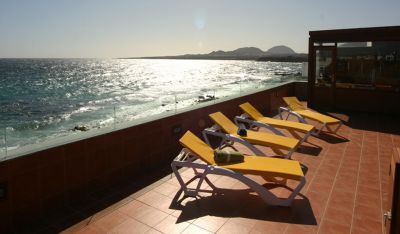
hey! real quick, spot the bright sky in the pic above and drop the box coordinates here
[0,0,399,58]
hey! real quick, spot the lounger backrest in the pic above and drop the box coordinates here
[209,112,238,134]
[283,97,306,111]
[239,102,264,120]
[179,131,215,165]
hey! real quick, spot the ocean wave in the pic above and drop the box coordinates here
[1,59,303,149]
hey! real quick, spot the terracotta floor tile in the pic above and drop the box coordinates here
[334,179,357,192]
[217,217,257,234]
[318,219,351,234]
[311,173,336,185]
[153,182,180,198]
[212,175,238,189]
[337,168,358,178]
[118,200,169,227]
[181,224,212,234]
[59,215,94,234]
[321,159,342,168]
[192,215,228,232]
[328,189,355,207]
[322,206,353,227]
[355,191,381,209]
[145,228,163,234]
[249,220,287,234]
[134,208,169,228]
[351,214,383,234]
[357,184,380,197]
[93,210,130,232]
[165,176,183,187]
[110,218,151,234]
[74,224,106,234]
[231,181,250,190]
[136,190,175,214]
[118,200,146,216]
[340,161,360,170]
[284,224,318,234]
[354,203,381,220]
[154,215,190,234]
[307,182,333,195]
[306,191,328,218]
[169,197,199,222]
[181,168,197,179]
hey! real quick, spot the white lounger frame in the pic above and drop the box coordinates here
[234,114,311,146]
[171,148,306,206]
[202,124,295,159]
[278,107,342,136]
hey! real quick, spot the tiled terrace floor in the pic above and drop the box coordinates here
[53,110,400,234]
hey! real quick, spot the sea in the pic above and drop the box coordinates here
[0,58,303,155]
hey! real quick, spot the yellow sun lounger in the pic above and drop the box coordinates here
[280,97,342,135]
[171,131,305,206]
[236,102,315,145]
[202,112,300,159]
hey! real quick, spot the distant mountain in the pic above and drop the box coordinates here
[209,47,266,57]
[133,45,307,62]
[264,45,296,56]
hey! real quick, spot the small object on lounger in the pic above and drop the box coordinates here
[214,150,244,164]
[237,123,247,136]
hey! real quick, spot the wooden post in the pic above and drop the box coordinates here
[384,148,400,234]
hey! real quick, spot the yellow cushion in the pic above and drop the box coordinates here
[179,131,216,165]
[234,130,299,150]
[179,131,304,181]
[239,102,264,120]
[258,117,315,133]
[240,102,315,133]
[296,110,340,124]
[223,156,304,181]
[283,97,307,111]
[209,112,238,134]
[283,97,340,124]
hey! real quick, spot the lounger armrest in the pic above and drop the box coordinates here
[234,116,254,126]
[279,107,306,123]
[202,127,231,147]
[278,107,290,119]
[223,134,266,156]
[234,116,285,136]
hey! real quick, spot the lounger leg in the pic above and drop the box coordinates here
[298,131,311,145]
[312,122,326,136]
[171,161,199,197]
[262,175,287,185]
[204,176,218,190]
[279,107,293,121]
[171,150,217,197]
[278,107,285,119]
[333,122,342,133]
[326,122,342,134]
[285,177,306,205]
[286,148,294,159]
[194,167,220,195]
[303,131,311,142]
[225,170,305,206]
